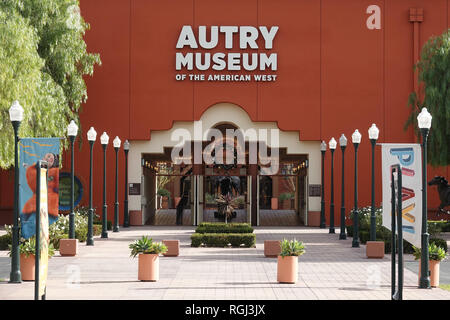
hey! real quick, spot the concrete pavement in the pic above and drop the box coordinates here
[0,226,449,300]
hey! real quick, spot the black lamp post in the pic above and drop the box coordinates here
[9,100,24,283]
[418,107,432,289]
[351,129,362,248]
[123,140,130,228]
[320,141,327,229]
[368,124,379,241]
[329,137,337,234]
[100,132,109,238]
[113,136,121,232]
[67,120,78,239]
[339,134,347,240]
[86,127,97,245]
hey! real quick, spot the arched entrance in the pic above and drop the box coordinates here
[127,103,321,226]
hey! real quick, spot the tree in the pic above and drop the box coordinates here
[0,0,101,169]
[405,29,450,167]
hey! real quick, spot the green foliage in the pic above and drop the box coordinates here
[405,29,450,166]
[0,234,11,250]
[279,192,294,201]
[430,238,448,253]
[280,239,305,257]
[205,193,216,205]
[413,243,447,261]
[195,222,254,234]
[190,233,256,248]
[0,0,101,169]
[8,236,55,258]
[157,188,171,198]
[129,236,168,258]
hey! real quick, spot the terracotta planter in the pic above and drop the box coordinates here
[264,240,281,257]
[138,253,159,281]
[418,259,441,287]
[20,254,35,281]
[307,211,321,227]
[277,256,298,283]
[162,240,179,257]
[59,238,78,256]
[129,210,143,226]
[271,198,278,210]
[161,197,169,209]
[366,241,385,259]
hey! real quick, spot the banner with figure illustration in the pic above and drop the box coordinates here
[38,166,49,298]
[381,144,422,248]
[19,138,60,239]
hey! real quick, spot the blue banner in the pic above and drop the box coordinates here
[19,138,60,239]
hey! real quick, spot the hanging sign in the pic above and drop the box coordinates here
[19,138,60,239]
[381,144,422,248]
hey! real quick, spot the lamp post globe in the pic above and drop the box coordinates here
[9,100,24,283]
[67,120,78,240]
[417,107,432,289]
[86,127,97,245]
[113,136,121,232]
[328,137,337,234]
[100,132,109,238]
[123,140,130,228]
[351,129,362,248]
[368,124,379,242]
[320,141,327,229]
[339,134,347,240]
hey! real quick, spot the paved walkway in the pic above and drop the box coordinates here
[0,226,449,300]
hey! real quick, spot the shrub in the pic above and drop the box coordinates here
[129,236,168,257]
[430,238,448,253]
[93,224,102,236]
[280,239,305,257]
[0,234,11,250]
[8,236,55,258]
[279,192,294,201]
[195,222,253,234]
[413,243,447,261]
[190,233,255,247]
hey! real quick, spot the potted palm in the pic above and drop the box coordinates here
[413,243,447,287]
[129,236,168,281]
[8,236,55,281]
[277,239,305,283]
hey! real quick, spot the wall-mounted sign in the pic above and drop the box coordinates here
[129,183,141,196]
[58,172,83,211]
[175,25,278,82]
[308,185,321,197]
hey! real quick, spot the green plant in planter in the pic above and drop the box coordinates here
[8,236,55,258]
[157,188,171,198]
[279,192,294,201]
[413,243,447,261]
[129,236,168,258]
[280,239,305,257]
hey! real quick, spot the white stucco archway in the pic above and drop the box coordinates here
[128,102,321,224]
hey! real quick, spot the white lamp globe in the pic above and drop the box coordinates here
[113,136,121,149]
[417,107,432,129]
[368,124,379,140]
[100,132,109,145]
[352,129,362,144]
[329,137,337,150]
[339,134,347,147]
[9,100,24,122]
[320,141,327,152]
[67,120,78,137]
[87,127,97,142]
[123,140,130,151]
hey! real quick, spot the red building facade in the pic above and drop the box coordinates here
[0,0,449,226]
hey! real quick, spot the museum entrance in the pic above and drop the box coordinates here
[140,123,308,226]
